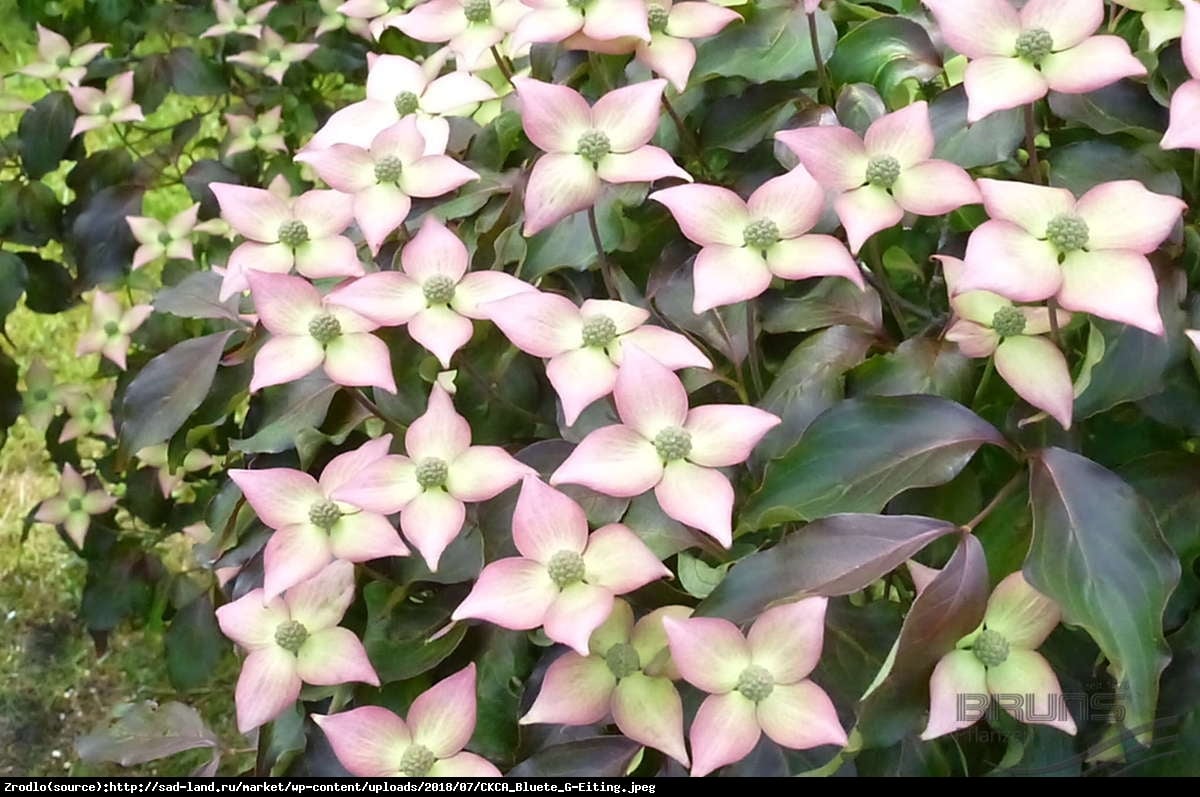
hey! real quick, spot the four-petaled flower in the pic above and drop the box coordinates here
[328,384,534,569]
[515,77,691,235]
[245,271,396,393]
[957,178,1186,335]
[775,102,982,253]
[23,358,63,434]
[451,476,671,654]
[227,27,318,83]
[230,436,410,599]
[34,464,116,548]
[511,0,652,51]
[389,0,531,66]
[76,291,153,370]
[61,383,116,442]
[921,572,1076,739]
[297,118,479,255]
[326,216,532,367]
[127,203,201,270]
[226,107,287,157]
[551,346,780,547]
[922,0,1146,122]
[202,0,278,39]
[315,664,501,776]
[215,560,381,733]
[651,167,864,312]
[69,72,144,138]
[663,597,848,777]
[521,598,692,766]
[318,0,374,38]
[20,24,107,86]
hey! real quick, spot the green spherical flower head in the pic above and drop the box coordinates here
[972,629,1010,668]
[576,130,612,163]
[742,218,780,250]
[1014,28,1054,64]
[31,389,48,403]
[274,620,309,653]
[98,101,115,117]
[265,49,283,63]
[308,499,342,530]
[103,321,121,337]
[67,497,84,513]
[157,230,174,246]
[232,11,248,26]
[654,426,692,462]
[83,406,98,422]
[647,3,670,33]
[248,125,263,140]
[278,219,310,248]
[422,274,457,305]
[399,744,436,777]
[463,0,492,23]
[394,91,420,117]
[605,642,641,679]
[736,664,775,702]
[56,55,72,69]
[415,457,448,489]
[1045,213,1089,253]
[866,155,902,190]
[991,306,1027,338]
[581,315,617,348]
[374,155,404,184]
[546,550,586,589]
[308,314,342,346]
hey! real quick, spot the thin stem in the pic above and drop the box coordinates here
[1024,104,1042,185]
[587,206,618,298]
[744,302,764,399]
[807,12,832,106]
[661,95,703,166]
[1192,150,1199,204]
[963,470,1025,533]
[458,357,545,424]
[350,388,406,434]
[711,310,749,402]
[971,356,995,409]
[865,238,911,338]
[1047,297,1064,347]
[490,45,515,88]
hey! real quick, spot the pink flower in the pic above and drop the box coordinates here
[326,216,532,367]
[663,598,847,777]
[304,54,497,154]
[76,291,152,370]
[922,572,1076,739]
[23,358,62,434]
[957,178,1185,335]
[136,444,214,497]
[314,665,500,776]
[515,77,691,235]
[34,464,116,548]
[486,292,712,424]
[521,599,692,765]
[318,0,373,38]
[229,436,410,598]
[225,107,287,157]
[201,0,277,38]
[20,24,107,86]
[775,102,982,253]
[68,72,144,138]
[551,347,779,547]
[227,27,318,83]
[210,183,362,299]
[452,477,670,654]
[940,256,1074,429]
[338,0,407,38]
[387,0,531,66]
[651,168,864,312]
[297,118,479,255]
[127,203,200,270]
[216,560,380,733]
[328,384,533,569]
[511,0,653,50]
[60,383,115,442]
[245,271,396,393]
[922,0,1146,122]
[1163,0,1200,150]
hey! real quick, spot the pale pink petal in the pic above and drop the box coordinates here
[649,184,749,247]
[511,476,589,562]
[294,237,364,282]
[248,271,323,334]
[229,468,323,529]
[407,383,472,461]
[666,2,741,38]
[486,291,584,357]
[1163,80,1200,150]
[963,57,1048,123]
[409,306,475,368]
[283,559,356,632]
[1073,180,1185,254]
[365,54,428,103]
[683,405,781,468]
[596,145,691,184]
[513,76,592,152]
[1020,0,1105,51]
[637,35,696,92]
[582,0,651,40]
[401,156,479,199]
[611,674,690,766]
[614,326,712,370]
[400,489,467,570]
[420,71,498,114]
[523,153,602,235]
[747,167,823,238]
[210,183,291,241]
[226,243,295,295]
[613,344,689,437]
[408,664,478,757]
[765,235,864,287]
[350,186,412,255]
[263,523,334,600]
[215,590,289,650]
[922,0,1021,58]
[319,436,394,495]
[234,647,301,732]
[292,190,356,237]
[328,510,410,561]
[756,680,848,750]
[1041,36,1147,94]
[994,336,1074,429]
[591,79,667,152]
[313,707,410,776]
[451,271,534,319]
[393,0,469,42]
[834,185,904,254]
[323,333,396,392]
[864,101,935,167]
[446,446,533,502]
[1185,0,1200,76]
[960,220,1063,302]
[582,523,670,593]
[692,245,773,312]
[511,6,585,50]
[250,335,327,392]
[544,582,616,655]
[451,557,558,628]
[428,752,502,777]
[920,649,989,739]
[1057,250,1164,334]
[402,216,470,282]
[547,347,618,425]
[35,24,71,61]
[662,615,749,693]
[297,627,380,686]
[773,126,868,192]
[946,320,1000,358]
[747,598,827,684]
[688,692,760,778]
[986,650,1077,735]
[655,460,734,547]
[983,572,1062,649]
[330,455,421,515]
[307,99,399,150]
[521,652,616,725]
[551,425,663,497]
[68,86,105,115]
[326,272,425,326]
[893,160,982,216]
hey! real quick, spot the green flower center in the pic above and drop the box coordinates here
[233,12,248,26]
[653,426,692,462]
[972,629,1010,668]
[605,642,641,679]
[157,230,174,246]
[865,155,902,190]
[576,130,611,163]
[567,0,590,9]
[31,389,48,402]
[1045,213,1089,253]
[67,497,83,513]
[83,406,98,422]
[56,55,72,68]
[423,274,457,305]
[248,125,263,140]
[265,49,283,63]
[374,155,404,183]
[1014,28,1054,63]
[736,664,774,702]
[991,306,1027,338]
[278,219,310,248]
[274,620,309,653]
[308,314,342,346]
[463,0,492,23]
[546,550,586,589]
[98,101,115,117]
[647,3,669,33]
[103,321,121,337]
[399,744,436,777]
[394,91,420,116]
[415,457,448,489]
[308,499,342,530]
[581,315,617,348]
[742,218,780,250]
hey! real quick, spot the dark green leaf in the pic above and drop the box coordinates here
[234,375,340,454]
[76,701,219,771]
[22,253,75,313]
[165,595,227,690]
[0,251,29,320]
[929,85,1022,169]
[19,91,77,179]
[827,16,941,89]
[694,7,835,83]
[1048,82,1167,139]
[850,337,973,404]
[508,737,642,777]
[155,271,243,322]
[68,184,144,287]
[167,47,226,95]
[361,581,468,684]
